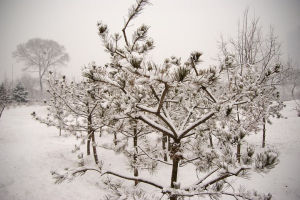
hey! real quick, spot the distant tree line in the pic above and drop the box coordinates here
[0,79,29,118]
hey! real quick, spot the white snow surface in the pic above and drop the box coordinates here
[0,101,299,200]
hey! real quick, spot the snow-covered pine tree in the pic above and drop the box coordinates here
[0,83,11,118]
[32,72,70,136]
[83,63,161,184]
[102,116,162,186]
[52,1,280,199]
[40,71,109,165]
[12,82,28,103]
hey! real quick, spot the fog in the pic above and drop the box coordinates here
[0,0,299,82]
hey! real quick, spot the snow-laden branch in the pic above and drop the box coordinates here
[102,171,163,189]
[163,190,253,200]
[178,111,215,139]
[137,115,175,138]
[53,167,164,189]
[179,106,194,131]
[182,168,219,190]
[201,167,251,189]
[201,86,217,103]
[149,85,159,101]
[136,104,157,114]
[122,0,150,47]
[137,101,179,137]
[157,83,169,114]
[179,156,208,167]
[158,109,178,138]
[181,128,209,139]
[92,76,127,95]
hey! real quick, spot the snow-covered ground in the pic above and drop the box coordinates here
[0,105,104,200]
[0,101,299,200]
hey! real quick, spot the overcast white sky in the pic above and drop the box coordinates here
[0,0,299,83]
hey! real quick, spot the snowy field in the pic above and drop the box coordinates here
[0,101,299,200]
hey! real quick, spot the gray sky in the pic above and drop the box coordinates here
[0,0,299,83]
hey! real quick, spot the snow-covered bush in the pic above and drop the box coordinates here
[12,82,28,103]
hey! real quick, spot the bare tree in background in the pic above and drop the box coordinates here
[219,9,287,148]
[289,62,300,116]
[13,38,69,93]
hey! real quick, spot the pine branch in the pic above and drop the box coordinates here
[137,103,178,137]
[165,191,252,200]
[178,111,215,139]
[157,110,178,138]
[157,83,169,114]
[138,146,172,166]
[122,0,150,47]
[183,168,219,190]
[137,115,175,139]
[179,106,195,131]
[202,167,251,189]
[201,86,217,103]
[56,167,163,189]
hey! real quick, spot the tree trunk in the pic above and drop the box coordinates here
[114,132,118,146]
[262,117,266,148]
[170,141,181,200]
[170,156,180,200]
[167,136,171,151]
[170,157,179,188]
[87,135,91,155]
[59,127,61,136]
[209,132,213,148]
[162,134,168,161]
[133,128,139,186]
[91,131,99,165]
[38,65,43,93]
[87,112,92,156]
[39,78,43,93]
[236,105,241,163]
[237,143,241,163]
